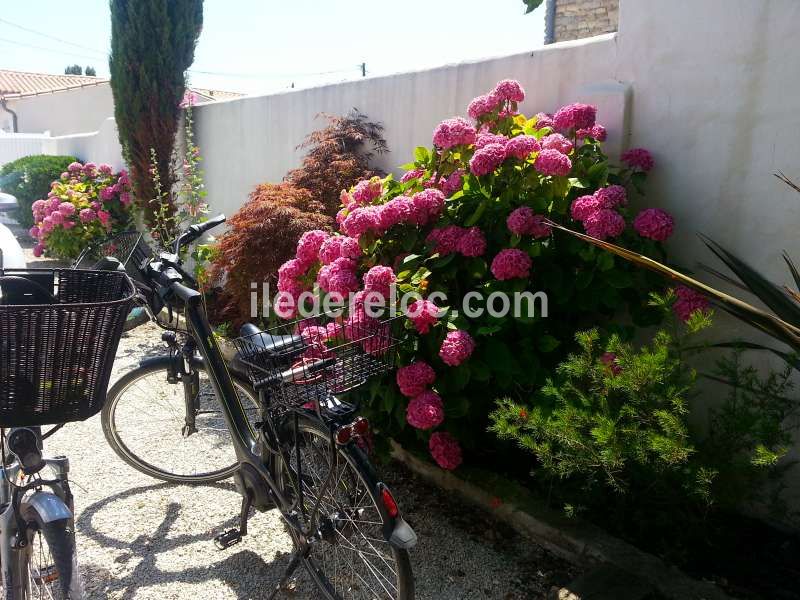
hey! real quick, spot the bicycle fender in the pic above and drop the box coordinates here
[25,491,72,523]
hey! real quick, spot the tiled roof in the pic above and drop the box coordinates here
[0,69,107,97]
[0,69,245,101]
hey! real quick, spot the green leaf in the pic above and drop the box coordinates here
[522,0,544,14]
[401,254,422,267]
[429,253,456,269]
[477,325,502,336]
[538,335,560,353]
[414,146,430,163]
[597,252,615,271]
[465,199,488,226]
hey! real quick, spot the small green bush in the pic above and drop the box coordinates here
[0,155,79,229]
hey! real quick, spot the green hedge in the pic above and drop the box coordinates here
[0,155,79,229]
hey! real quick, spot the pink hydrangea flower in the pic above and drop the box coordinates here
[411,189,445,225]
[33,243,44,257]
[457,226,487,257]
[98,163,113,175]
[441,169,464,197]
[621,148,654,172]
[542,133,574,155]
[584,209,625,240]
[633,208,674,242]
[468,93,501,120]
[595,185,627,209]
[317,257,360,295]
[363,265,396,298]
[475,132,509,149]
[400,168,424,183]
[342,206,381,238]
[469,143,507,176]
[439,330,476,367]
[352,178,383,204]
[406,391,445,430]
[62,220,75,230]
[319,235,362,264]
[534,149,572,177]
[433,117,477,149]
[673,286,710,322]
[570,195,601,221]
[493,79,525,103]
[505,135,540,160]
[577,125,607,141]
[396,361,437,397]
[58,202,76,216]
[83,162,97,177]
[407,299,439,334]
[296,230,329,266]
[600,352,622,375]
[49,211,64,225]
[429,432,463,470]
[67,162,83,173]
[31,199,46,213]
[278,258,306,280]
[553,103,597,131]
[491,249,532,280]
[534,113,554,129]
[100,186,116,201]
[28,226,40,239]
[97,210,111,227]
[427,225,463,255]
[379,196,415,229]
[79,208,96,223]
[120,192,131,206]
[507,207,550,238]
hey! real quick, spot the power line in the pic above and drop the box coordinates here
[0,17,107,57]
[187,66,358,80]
[0,37,104,62]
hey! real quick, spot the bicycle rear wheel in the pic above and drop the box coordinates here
[277,414,414,600]
[102,357,259,483]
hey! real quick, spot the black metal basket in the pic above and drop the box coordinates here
[74,231,154,281]
[0,269,137,426]
[233,312,403,410]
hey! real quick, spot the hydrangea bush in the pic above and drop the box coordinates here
[280,79,674,469]
[29,161,134,259]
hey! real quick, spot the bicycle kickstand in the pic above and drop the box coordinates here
[213,490,252,550]
[266,545,309,600]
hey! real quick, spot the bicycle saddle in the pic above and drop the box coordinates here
[0,276,57,305]
[238,323,302,355]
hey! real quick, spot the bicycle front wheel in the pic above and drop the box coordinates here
[102,357,259,483]
[277,414,415,600]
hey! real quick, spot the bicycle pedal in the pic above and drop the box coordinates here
[213,529,242,550]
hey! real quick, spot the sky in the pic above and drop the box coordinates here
[0,0,545,96]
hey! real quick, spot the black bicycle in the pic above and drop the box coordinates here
[102,217,417,598]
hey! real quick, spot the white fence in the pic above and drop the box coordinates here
[0,118,125,170]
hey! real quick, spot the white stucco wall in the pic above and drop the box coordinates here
[193,36,623,218]
[7,84,114,136]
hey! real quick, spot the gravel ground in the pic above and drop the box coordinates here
[9,221,580,599]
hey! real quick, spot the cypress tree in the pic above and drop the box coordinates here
[109,0,203,229]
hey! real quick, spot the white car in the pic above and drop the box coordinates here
[0,193,26,269]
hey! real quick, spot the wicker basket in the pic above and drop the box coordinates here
[233,313,403,410]
[0,269,136,426]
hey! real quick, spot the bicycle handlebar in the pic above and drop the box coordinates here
[172,214,226,255]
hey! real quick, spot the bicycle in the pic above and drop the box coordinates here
[0,266,137,598]
[126,217,417,598]
[82,218,262,483]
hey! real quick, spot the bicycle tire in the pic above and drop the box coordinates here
[18,506,85,600]
[276,413,414,600]
[102,357,259,484]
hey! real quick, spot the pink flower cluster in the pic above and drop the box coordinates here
[407,299,439,333]
[427,225,486,257]
[400,168,424,183]
[534,148,572,177]
[505,135,540,160]
[352,178,383,204]
[541,133,573,155]
[673,286,710,322]
[396,361,437,397]
[429,432,462,470]
[318,257,360,295]
[363,265,396,298]
[621,148,654,172]
[506,207,551,239]
[439,330,475,367]
[341,188,446,238]
[553,103,597,131]
[433,117,477,149]
[570,185,630,240]
[491,249,532,280]
[467,79,525,121]
[576,125,607,141]
[600,352,622,375]
[296,230,329,266]
[633,208,674,242]
[406,391,445,430]
[319,235,362,264]
[469,143,507,176]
